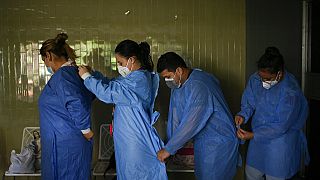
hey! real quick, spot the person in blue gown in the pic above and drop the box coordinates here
[78,40,167,180]
[38,33,95,180]
[156,52,239,180]
[235,47,309,180]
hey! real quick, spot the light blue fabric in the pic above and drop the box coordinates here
[237,71,309,179]
[84,70,167,180]
[165,69,239,180]
[39,66,95,180]
[246,165,285,180]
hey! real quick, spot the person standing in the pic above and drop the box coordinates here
[235,47,309,180]
[39,33,95,180]
[78,40,167,180]
[156,52,239,180]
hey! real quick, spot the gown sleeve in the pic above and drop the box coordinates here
[164,81,214,154]
[237,76,256,123]
[57,69,92,131]
[83,72,140,105]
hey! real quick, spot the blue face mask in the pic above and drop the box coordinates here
[46,66,54,74]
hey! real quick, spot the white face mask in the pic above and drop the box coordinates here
[262,72,280,89]
[262,80,278,89]
[165,73,181,89]
[117,59,131,77]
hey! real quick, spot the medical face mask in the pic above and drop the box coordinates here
[46,66,54,74]
[43,54,54,74]
[165,73,181,89]
[117,59,131,77]
[262,72,280,89]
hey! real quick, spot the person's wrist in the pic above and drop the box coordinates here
[81,72,92,80]
[81,128,91,134]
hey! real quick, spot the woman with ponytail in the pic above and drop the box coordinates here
[39,33,95,180]
[78,39,167,180]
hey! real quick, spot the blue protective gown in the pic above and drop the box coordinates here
[83,70,167,180]
[165,69,239,180]
[237,71,309,179]
[38,66,95,180]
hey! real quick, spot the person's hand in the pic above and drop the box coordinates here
[83,130,94,141]
[234,115,244,126]
[157,148,170,162]
[85,65,93,72]
[237,128,253,140]
[78,65,91,77]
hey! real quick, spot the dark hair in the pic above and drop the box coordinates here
[40,33,77,61]
[115,39,153,72]
[257,47,284,74]
[157,52,187,73]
